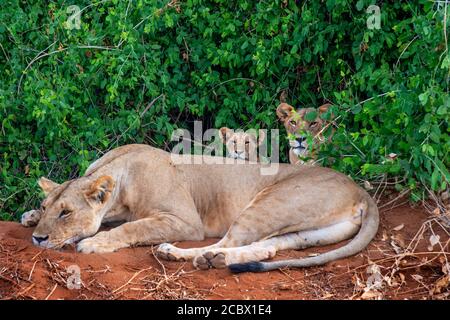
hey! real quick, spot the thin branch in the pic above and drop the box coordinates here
[17,45,119,94]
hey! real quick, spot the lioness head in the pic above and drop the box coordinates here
[219,127,265,161]
[276,102,333,160]
[31,175,115,249]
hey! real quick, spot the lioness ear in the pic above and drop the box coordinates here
[38,177,60,196]
[85,176,115,205]
[276,103,294,121]
[219,127,233,143]
[258,129,266,146]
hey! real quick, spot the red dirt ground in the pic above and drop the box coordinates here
[0,201,449,300]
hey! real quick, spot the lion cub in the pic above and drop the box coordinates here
[219,127,265,162]
[277,102,333,165]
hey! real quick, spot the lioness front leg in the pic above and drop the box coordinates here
[77,214,204,254]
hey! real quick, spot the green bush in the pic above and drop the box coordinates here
[1,0,449,220]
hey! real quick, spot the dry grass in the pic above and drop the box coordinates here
[341,193,450,300]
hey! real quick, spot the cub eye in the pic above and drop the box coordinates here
[245,140,250,145]
[289,120,296,127]
[58,209,71,219]
[233,140,237,145]
[41,205,46,211]
[310,121,318,127]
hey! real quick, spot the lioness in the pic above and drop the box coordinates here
[23,144,378,272]
[277,102,333,165]
[219,127,265,162]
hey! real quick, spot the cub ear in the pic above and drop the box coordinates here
[38,177,60,196]
[257,129,266,146]
[219,127,233,143]
[85,176,115,205]
[276,103,294,121]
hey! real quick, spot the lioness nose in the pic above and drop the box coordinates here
[33,235,49,243]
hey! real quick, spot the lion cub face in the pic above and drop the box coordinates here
[31,176,115,249]
[219,127,265,162]
[276,102,332,162]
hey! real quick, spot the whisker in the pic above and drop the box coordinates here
[49,235,78,249]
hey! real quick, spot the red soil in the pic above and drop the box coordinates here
[0,202,449,300]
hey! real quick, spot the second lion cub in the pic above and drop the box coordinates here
[219,127,266,162]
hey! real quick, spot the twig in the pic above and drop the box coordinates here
[394,35,420,70]
[353,90,402,107]
[373,174,386,204]
[140,94,164,117]
[44,283,58,300]
[131,0,179,32]
[16,283,35,298]
[330,250,450,279]
[17,45,118,94]
[278,269,304,287]
[28,260,38,281]
[379,188,411,210]
[0,42,9,61]
[209,77,265,95]
[0,274,19,286]
[112,267,153,294]
[151,246,167,277]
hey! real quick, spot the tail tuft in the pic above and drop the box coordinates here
[229,261,265,273]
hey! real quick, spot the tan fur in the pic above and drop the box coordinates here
[85,176,115,204]
[277,102,333,165]
[24,144,378,272]
[219,127,265,162]
[38,177,60,195]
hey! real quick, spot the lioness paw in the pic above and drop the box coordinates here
[156,243,185,261]
[193,251,227,270]
[77,236,119,254]
[21,209,41,227]
[193,246,276,270]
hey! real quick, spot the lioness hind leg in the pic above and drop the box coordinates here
[193,220,359,269]
[156,206,269,262]
[156,205,272,262]
[158,184,299,262]
[157,241,227,261]
[157,181,295,262]
[193,245,277,269]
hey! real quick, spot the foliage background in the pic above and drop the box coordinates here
[0,0,449,220]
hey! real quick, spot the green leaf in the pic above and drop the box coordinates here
[304,111,318,121]
[431,169,439,190]
[436,105,447,115]
[356,0,365,11]
[441,55,450,69]
[419,92,429,106]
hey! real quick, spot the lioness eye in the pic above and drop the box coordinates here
[289,120,296,126]
[58,209,71,219]
[245,140,250,145]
